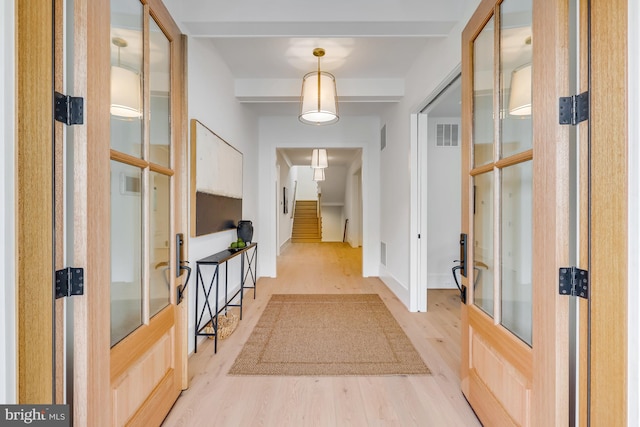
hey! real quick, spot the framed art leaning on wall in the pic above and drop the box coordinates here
[190,119,243,236]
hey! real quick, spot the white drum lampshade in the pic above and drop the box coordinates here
[311,149,328,168]
[299,48,339,125]
[508,64,532,116]
[313,168,325,181]
[111,65,142,118]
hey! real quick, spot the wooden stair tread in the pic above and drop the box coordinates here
[292,200,322,242]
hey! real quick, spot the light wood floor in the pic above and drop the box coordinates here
[162,243,481,427]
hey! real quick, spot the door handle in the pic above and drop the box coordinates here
[458,233,467,277]
[175,233,191,304]
[451,233,468,303]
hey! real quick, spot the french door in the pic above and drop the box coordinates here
[462,0,630,425]
[58,0,188,424]
[460,0,573,424]
[107,0,188,425]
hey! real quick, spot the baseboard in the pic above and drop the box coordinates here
[280,238,291,252]
[428,273,458,289]
[379,266,410,309]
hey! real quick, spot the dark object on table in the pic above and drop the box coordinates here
[237,220,253,243]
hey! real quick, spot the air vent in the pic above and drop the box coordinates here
[380,241,387,266]
[381,125,387,151]
[120,173,141,195]
[436,123,459,147]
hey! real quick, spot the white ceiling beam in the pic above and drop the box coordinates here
[234,78,404,103]
[184,21,456,38]
[170,0,466,24]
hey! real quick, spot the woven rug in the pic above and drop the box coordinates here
[228,294,430,376]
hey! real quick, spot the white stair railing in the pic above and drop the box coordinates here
[290,180,298,219]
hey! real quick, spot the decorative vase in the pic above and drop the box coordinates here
[237,220,253,243]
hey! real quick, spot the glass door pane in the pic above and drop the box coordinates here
[110,0,146,347]
[500,0,533,158]
[501,161,533,345]
[110,161,143,346]
[149,172,171,317]
[149,17,171,167]
[473,16,495,167]
[473,171,495,316]
[110,1,143,157]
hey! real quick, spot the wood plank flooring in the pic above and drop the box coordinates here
[162,243,481,427]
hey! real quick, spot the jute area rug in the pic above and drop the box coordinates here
[228,294,430,376]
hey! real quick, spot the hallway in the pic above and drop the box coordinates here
[162,243,481,426]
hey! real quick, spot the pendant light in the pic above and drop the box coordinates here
[310,148,328,168]
[508,36,532,116]
[299,48,339,125]
[508,63,532,116]
[313,168,325,182]
[111,37,142,118]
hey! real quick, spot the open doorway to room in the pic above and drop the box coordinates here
[348,168,363,248]
[415,74,462,311]
[275,147,363,268]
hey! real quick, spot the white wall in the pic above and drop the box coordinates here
[321,206,345,242]
[293,166,319,200]
[257,116,380,278]
[185,38,259,353]
[381,1,479,308]
[1,0,16,405]
[628,0,640,422]
[344,160,363,248]
[426,117,461,289]
[276,150,294,248]
[320,165,348,204]
[318,164,349,242]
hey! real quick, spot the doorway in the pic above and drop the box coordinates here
[415,75,463,314]
[348,168,363,248]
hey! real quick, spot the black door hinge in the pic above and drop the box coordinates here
[54,92,84,125]
[559,267,588,299]
[559,91,589,125]
[55,267,84,299]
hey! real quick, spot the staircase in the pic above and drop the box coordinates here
[291,200,322,243]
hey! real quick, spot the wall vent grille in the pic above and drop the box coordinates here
[120,173,141,195]
[436,123,459,147]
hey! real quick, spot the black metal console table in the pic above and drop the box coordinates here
[194,242,257,353]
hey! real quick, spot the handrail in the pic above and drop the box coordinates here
[290,180,297,219]
[343,218,348,243]
[317,193,322,237]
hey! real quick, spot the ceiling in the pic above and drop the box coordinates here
[278,148,362,169]
[164,0,473,120]
[160,0,474,167]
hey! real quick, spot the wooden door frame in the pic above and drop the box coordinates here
[16,0,55,404]
[587,0,628,424]
[68,0,112,424]
[530,0,572,424]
